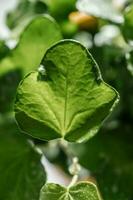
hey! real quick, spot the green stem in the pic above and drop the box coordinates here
[68,174,78,188]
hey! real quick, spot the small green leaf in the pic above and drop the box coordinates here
[0,119,46,200]
[0,15,62,78]
[39,182,102,200]
[76,0,124,24]
[15,40,119,142]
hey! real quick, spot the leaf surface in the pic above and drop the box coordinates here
[0,119,46,200]
[15,40,119,142]
[0,15,62,77]
[39,182,102,200]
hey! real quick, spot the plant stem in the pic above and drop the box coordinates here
[68,174,78,188]
[59,139,75,159]
[59,139,81,187]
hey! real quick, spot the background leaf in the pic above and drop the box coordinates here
[0,40,10,60]
[46,0,76,22]
[70,126,133,200]
[6,0,47,30]
[0,118,46,200]
[0,15,62,113]
[0,15,62,77]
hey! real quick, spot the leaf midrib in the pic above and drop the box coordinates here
[63,61,69,137]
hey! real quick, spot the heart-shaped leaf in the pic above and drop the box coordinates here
[0,15,62,78]
[15,40,119,142]
[39,182,102,200]
[76,0,124,24]
[0,118,46,200]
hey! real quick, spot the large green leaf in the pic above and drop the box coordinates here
[0,15,62,78]
[70,126,133,200]
[76,0,124,24]
[15,40,119,142]
[0,118,46,200]
[39,182,102,200]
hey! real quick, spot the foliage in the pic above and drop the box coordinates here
[39,182,102,200]
[0,117,46,200]
[14,40,118,142]
[70,126,133,200]
[0,15,62,113]
[6,0,47,30]
[0,0,133,199]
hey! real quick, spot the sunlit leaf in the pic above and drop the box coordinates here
[15,40,119,142]
[0,15,62,78]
